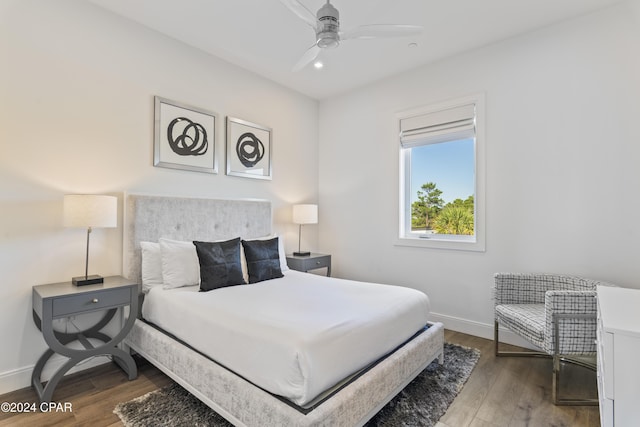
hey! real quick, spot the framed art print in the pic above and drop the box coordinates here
[154,96,218,174]
[226,117,272,180]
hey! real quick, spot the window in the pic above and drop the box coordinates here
[397,94,485,251]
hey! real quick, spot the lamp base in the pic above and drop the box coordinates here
[72,275,104,286]
[292,251,311,257]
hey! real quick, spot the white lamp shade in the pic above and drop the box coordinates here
[292,204,318,225]
[63,195,117,228]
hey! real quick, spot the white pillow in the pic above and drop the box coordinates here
[277,235,289,272]
[240,234,289,283]
[240,244,249,284]
[140,241,163,292]
[159,238,200,289]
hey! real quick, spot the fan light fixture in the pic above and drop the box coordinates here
[316,0,340,48]
[280,0,423,72]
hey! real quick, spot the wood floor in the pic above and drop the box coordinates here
[0,330,600,427]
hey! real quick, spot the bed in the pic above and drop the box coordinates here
[122,194,444,426]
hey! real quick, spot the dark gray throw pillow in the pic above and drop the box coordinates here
[241,237,284,284]
[193,238,245,292]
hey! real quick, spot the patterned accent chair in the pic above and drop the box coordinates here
[493,273,616,405]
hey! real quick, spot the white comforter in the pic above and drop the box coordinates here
[142,270,430,406]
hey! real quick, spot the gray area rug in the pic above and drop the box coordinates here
[114,342,480,427]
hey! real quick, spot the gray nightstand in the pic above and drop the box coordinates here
[286,253,331,276]
[31,276,139,403]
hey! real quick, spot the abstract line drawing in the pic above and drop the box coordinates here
[167,117,208,157]
[235,132,264,167]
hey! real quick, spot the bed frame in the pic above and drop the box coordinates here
[122,194,444,427]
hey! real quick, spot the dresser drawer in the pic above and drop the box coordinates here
[52,287,131,318]
[601,330,615,399]
[599,396,614,427]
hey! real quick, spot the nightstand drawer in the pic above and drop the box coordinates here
[301,256,330,270]
[286,253,331,276]
[52,287,130,318]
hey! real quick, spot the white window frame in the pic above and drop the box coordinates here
[396,93,485,252]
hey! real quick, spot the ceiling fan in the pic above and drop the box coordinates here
[279,0,423,71]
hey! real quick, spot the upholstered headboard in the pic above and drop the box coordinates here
[123,194,272,284]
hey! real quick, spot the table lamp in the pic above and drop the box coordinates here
[292,204,318,257]
[63,194,117,286]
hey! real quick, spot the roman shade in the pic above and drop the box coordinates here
[400,103,476,148]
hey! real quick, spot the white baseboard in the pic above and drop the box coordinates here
[0,355,111,396]
[430,311,539,351]
[0,365,34,396]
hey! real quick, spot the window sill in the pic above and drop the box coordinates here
[395,235,485,252]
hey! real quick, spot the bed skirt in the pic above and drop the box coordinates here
[125,319,444,427]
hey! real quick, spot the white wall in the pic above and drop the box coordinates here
[0,0,318,393]
[318,1,640,338]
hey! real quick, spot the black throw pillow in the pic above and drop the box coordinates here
[193,238,245,292]
[241,237,284,284]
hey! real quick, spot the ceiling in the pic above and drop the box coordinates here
[87,0,624,100]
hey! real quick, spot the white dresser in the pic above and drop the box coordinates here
[596,286,640,427]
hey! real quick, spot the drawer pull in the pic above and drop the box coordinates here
[316,261,321,265]
[91,298,99,304]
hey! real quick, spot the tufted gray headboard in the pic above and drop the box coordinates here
[123,194,272,284]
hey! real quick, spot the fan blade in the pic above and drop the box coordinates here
[292,45,321,72]
[279,0,317,29]
[341,24,423,40]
